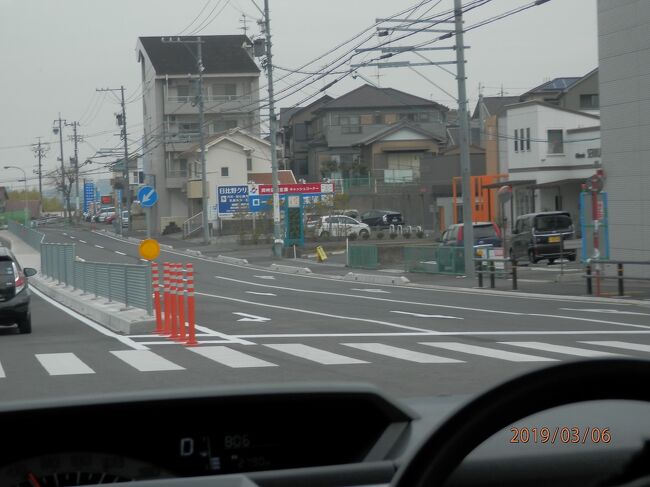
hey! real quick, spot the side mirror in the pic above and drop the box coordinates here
[23,268,38,277]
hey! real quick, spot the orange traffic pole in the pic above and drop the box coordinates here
[152,262,162,334]
[163,262,171,335]
[177,264,186,341]
[185,264,198,346]
[170,263,178,339]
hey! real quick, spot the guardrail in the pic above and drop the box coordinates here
[8,221,152,314]
[475,257,518,290]
[584,260,650,297]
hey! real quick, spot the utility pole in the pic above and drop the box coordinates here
[67,121,83,219]
[454,0,475,278]
[52,114,67,219]
[263,0,282,257]
[31,137,49,215]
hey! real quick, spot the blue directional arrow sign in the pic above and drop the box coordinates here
[138,186,158,208]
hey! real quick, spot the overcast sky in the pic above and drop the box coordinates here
[0,0,598,190]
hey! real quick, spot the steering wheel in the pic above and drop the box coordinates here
[391,358,650,487]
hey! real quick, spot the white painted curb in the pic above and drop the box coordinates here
[269,263,312,274]
[216,255,249,265]
[343,272,410,285]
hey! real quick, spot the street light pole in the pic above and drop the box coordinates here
[52,114,66,219]
[4,166,28,226]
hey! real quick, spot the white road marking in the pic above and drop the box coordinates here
[36,353,96,375]
[94,245,104,249]
[560,308,650,316]
[580,341,650,353]
[63,232,68,236]
[265,344,368,365]
[190,346,277,368]
[195,291,436,333]
[69,236,76,239]
[111,350,185,371]
[391,311,463,320]
[233,312,270,322]
[0,361,5,378]
[245,291,277,296]
[351,288,390,294]
[115,251,127,256]
[234,330,650,338]
[79,240,87,244]
[500,341,622,358]
[527,313,650,330]
[254,275,276,280]
[140,259,148,262]
[343,343,462,363]
[421,342,556,362]
[30,286,147,350]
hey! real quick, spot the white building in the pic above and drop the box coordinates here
[135,35,261,234]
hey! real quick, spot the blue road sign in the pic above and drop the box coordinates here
[218,185,249,215]
[138,186,158,208]
[83,182,95,213]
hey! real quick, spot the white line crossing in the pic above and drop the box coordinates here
[579,341,650,353]
[35,353,96,376]
[95,245,104,249]
[499,341,622,358]
[115,251,127,256]
[343,343,463,363]
[0,360,5,378]
[421,342,557,362]
[190,346,277,368]
[265,344,368,365]
[110,350,185,372]
[79,240,87,244]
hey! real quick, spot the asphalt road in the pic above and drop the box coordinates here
[2,225,650,403]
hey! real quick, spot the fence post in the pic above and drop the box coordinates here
[617,263,624,297]
[123,266,129,309]
[512,259,518,290]
[489,261,496,289]
[94,264,98,298]
[57,246,62,285]
[107,265,113,303]
[586,263,593,295]
[477,260,483,287]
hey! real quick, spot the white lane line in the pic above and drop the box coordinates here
[351,289,391,294]
[265,344,368,365]
[234,312,270,322]
[560,308,650,316]
[527,313,650,330]
[110,350,185,371]
[580,341,650,353]
[391,311,463,320]
[63,232,68,236]
[0,361,5,378]
[254,275,276,280]
[135,340,236,345]
[69,236,76,239]
[94,245,104,249]
[79,240,87,244]
[115,251,127,256]
[500,341,622,358]
[234,330,650,338]
[195,291,436,334]
[30,287,148,350]
[36,353,96,376]
[190,346,277,368]
[192,324,254,345]
[245,291,277,296]
[344,343,462,363]
[421,342,556,362]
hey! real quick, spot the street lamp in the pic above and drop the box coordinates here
[4,166,29,226]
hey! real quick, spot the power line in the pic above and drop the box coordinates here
[177,0,213,35]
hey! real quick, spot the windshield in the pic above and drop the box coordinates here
[3,2,650,470]
[534,214,572,232]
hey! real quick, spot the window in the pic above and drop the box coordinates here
[246,156,252,171]
[221,167,229,177]
[526,128,531,151]
[360,114,374,125]
[211,83,236,97]
[213,119,238,133]
[514,129,519,152]
[587,148,601,158]
[579,94,599,110]
[547,129,564,154]
[341,125,362,134]
[384,113,397,124]
[399,113,417,122]
[418,112,430,122]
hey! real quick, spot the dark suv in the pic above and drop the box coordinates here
[510,211,576,264]
[0,247,37,334]
[360,209,404,229]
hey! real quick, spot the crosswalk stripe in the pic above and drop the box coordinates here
[579,341,650,353]
[500,342,622,357]
[110,350,185,372]
[0,361,5,378]
[265,344,368,365]
[421,342,556,362]
[190,346,277,368]
[343,343,463,363]
[35,353,95,376]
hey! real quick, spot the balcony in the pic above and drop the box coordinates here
[165,95,255,115]
[165,170,187,189]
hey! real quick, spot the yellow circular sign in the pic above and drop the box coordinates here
[139,238,161,261]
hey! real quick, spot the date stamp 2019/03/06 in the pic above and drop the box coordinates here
[510,427,612,445]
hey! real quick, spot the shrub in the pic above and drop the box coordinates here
[389,232,398,239]
[403,232,412,239]
[416,230,425,238]
[377,231,385,239]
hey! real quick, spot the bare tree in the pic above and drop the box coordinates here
[46,166,76,222]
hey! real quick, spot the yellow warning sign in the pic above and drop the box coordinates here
[139,238,161,261]
[316,246,328,262]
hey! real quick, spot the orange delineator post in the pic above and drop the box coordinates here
[185,263,198,346]
[177,265,186,341]
[163,262,171,335]
[152,262,163,334]
[170,263,179,339]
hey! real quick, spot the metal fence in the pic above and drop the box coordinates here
[9,221,152,314]
[347,245,379,269]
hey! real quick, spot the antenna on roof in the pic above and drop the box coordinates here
[240,14,249,36]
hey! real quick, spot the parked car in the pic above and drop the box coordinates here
[360,209,404,229]
[121,210,129,228]
[332,209,361,220]
[316,215,370,239]
[94,206,115,223]
[440,222,502,248]
[0,247,37,334]
[510,211,576,264]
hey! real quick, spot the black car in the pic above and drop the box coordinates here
[0,247,37,334]
[510,211,577,264]
[360,209,404,229]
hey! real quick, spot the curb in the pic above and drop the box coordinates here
[30,277,155,335]
[216,255,249,265]
[269,263,312,274]
[343,272,410,285]
[185,249,203,257]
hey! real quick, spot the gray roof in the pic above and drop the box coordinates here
[472,96,520,118]
[316,84,448,112]
[353,120,445,146]
[138,35,259,75]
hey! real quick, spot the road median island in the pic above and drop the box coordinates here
[269,263,312,274]
[343,272,410,285]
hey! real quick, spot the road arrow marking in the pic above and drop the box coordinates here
[560,308,650,316]
[233,312,271,322]
[246,291,277,296]
[254,275,276,280]
[391,311,463,320]
[351,288,390,294]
